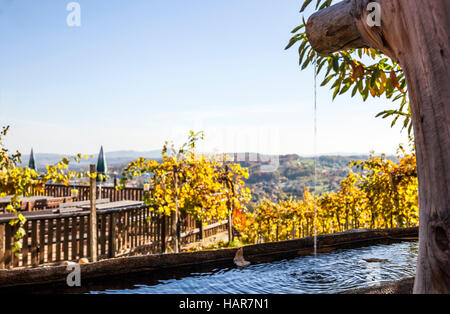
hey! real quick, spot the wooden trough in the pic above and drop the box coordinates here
[0,227,418,292]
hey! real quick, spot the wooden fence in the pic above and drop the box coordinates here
[33,184,144,202]
[0,205,228,269]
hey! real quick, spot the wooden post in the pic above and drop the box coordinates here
[227,211,233,243]
[199,220,204,242]
[0,224,5,269]
[89,164,98,262]
[225,165,234,243]
[172,166,180,253]
[160,176,170,253]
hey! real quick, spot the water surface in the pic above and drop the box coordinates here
[91,241,418,294]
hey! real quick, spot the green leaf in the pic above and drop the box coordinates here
[339,82,352,95]
[332,57,340,73]
[321,74,335,86]
[290,25,304,34]
[351,84,358,97]
[332,83,341,100]
[300,0,313,12]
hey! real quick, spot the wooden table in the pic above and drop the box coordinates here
[55,199,110,214]
[59,199,110,209]
[80,200,144,210]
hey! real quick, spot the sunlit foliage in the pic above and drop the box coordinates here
[241,143,418,243]
[121,131,252,225]
[0,126,87,252]
[285,0,411,134]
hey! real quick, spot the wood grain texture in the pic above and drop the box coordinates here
[306,0,450,293]
[306,0,370,54]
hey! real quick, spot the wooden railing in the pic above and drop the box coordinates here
[0,205,228,269]
[33,184,144,202]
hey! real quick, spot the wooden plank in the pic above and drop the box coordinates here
[149,212,152,248]
[154,213,158,249]
[139,208,143,246]
[122,211,127,251]
[150,213,154,248]
[116,212,121,253]
[136,209,139,247]
[87,215,91,260]
[109,213,116,258]
[134,209,138,248]
[31,220,38,266]
[71,217,78,260]
[4,224,12,268]
[130,210,134,249]
[149,209,154,245]
[161,215,166,253]
[22,221,29,267]
[126,210,130,250]
[55,218,61,262]
[48,219,54,263]
[141,209,144,245]
[142,208,147,244]
[121,211,125,251]
[129,210,134,250]
[79,215,85,259]
[39,220,45,265]
[156,213,160,248]
[0,224,5,269]
[142,209,146,246]
[125,211,129,249]
[12,227,25,267]
[63,217,69,261]
[100,214,106,256]
[151,209,155,245]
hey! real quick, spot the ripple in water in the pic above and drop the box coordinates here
[91,241,418,294]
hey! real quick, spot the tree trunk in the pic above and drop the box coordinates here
[306,0,450,293]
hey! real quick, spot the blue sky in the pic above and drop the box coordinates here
[0,0,408,156]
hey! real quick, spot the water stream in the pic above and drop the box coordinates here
[313,58,318,256]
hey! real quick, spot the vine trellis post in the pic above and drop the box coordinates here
[224,165,234,243]
[172,165,180,253]
[89,164,98,262]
